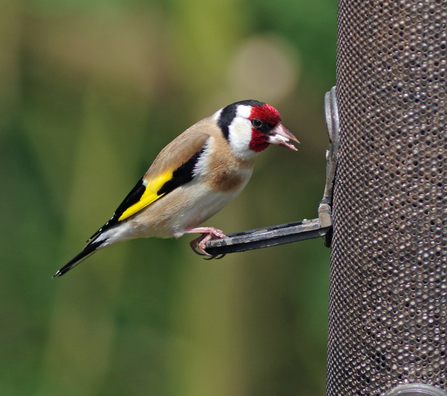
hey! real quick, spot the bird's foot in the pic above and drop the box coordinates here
[185,227,227,259]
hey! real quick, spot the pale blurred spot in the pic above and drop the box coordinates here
[228,35,300,104]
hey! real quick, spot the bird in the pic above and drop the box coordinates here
[53,99,298,278]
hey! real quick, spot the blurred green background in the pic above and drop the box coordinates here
[0,0,336,394]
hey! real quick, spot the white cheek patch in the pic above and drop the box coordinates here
[236,105,251,119]
[228,105,257,160]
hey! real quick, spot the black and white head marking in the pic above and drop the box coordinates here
[216,100,265,141]
[215,100,266,160]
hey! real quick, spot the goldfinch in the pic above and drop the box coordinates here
[53,100,298,277]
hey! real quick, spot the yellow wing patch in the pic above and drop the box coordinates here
[118,170,173,222]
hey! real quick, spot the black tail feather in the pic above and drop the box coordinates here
[53,240,104,278]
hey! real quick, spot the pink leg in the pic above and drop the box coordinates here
[184,227,227,257]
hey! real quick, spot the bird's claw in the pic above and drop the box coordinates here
[204,253,226,260]
[189,231,227,260]
[190,238,208,256]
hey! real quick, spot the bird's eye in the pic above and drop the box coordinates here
[251,119,263,129]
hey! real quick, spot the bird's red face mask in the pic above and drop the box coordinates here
[248,104,299,152]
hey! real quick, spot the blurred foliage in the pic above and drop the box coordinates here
[0,0,336,394]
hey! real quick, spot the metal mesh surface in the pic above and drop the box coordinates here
[328,1,447,395]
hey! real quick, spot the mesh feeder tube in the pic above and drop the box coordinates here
[328,1,447,396]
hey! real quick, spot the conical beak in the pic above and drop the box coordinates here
[266,124,299,151]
